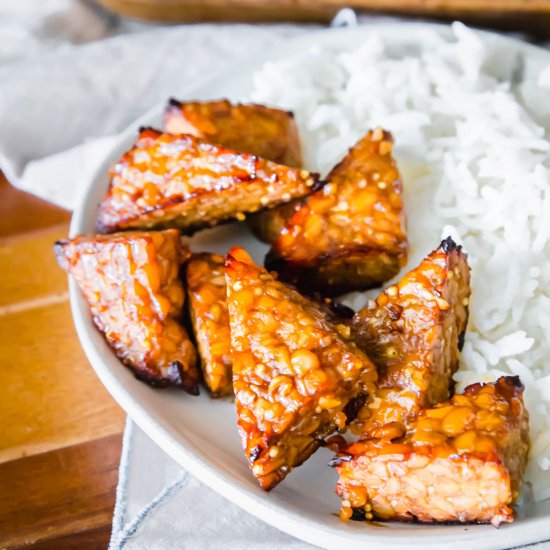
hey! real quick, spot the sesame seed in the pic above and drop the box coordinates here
[377,181,387,189]
[236,212,246,221]
[372,127,384,141]
[268,447,280,458]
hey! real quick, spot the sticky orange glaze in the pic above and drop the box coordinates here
[225,247,377,490]
[185,253,232,397]
[266,129,407,296]
[163,98,302,167]
[54,230,199,393]
[350,237,471,438]
[333,376,530,526]
[97,128,319,234]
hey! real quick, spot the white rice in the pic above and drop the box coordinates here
[249,23,550,501]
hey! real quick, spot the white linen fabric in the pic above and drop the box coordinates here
[0,3,309,208]
[110,420,315,549]
[2,2,548,547]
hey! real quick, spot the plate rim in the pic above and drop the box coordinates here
[69,21,550,550]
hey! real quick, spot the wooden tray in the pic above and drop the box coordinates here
[97,0,550,36]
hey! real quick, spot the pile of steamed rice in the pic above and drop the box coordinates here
[250,22,550,502]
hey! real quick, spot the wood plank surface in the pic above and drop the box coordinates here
[0,177,70,238]
[28,526,112,550]
[0,223,126,464]
[98,0,550,35]
[0,434,122,549]
[0,174,125,548]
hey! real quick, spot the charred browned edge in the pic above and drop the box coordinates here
[343,393,368,424]
[328,453,353,468]
[53,239,70,270]
[315,294,355,321]
[88,298,198,396]
[137,125,161,135]
[97,131,322,234]
[443,236,470,353]
[465,375,524,395]
[166,97,296,118]
[133,361,199,395]
[99,177,324,235]
[347,505,501,525]
[163,100,184,126]
[266,242,404,272]
[167,97,183,109]
[257,420,339,491]
[265,244,402,297]
[251,400,366,490]
[439,235,463,255]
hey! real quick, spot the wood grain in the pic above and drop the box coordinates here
[0,224,126,464]
[0,434,121,549]
[0,224,69,308]
[27,526,112,550]
[0,175,70,238]
[98,0,550,35]
[0,175,125,547]
[0,298,126,463]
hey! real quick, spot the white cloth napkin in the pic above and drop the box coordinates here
[111,420,315,549]
[2,3,549,548]
[0,4,310,208]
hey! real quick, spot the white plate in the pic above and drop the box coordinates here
[69,22,550,550]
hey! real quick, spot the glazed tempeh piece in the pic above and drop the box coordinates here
[96,128,319,234]
[265,129,408,296]
[164,98,302,167]
[226,247,378,490]
[163,99,305,244]
[248,199,303,245]
[350,237,471,438]
[185,253,232,397]
[332,376,530,527]
[54,230,199,393]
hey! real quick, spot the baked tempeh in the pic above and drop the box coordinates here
[265,129,407,296]
[225,247,378,490]
[97,128,319,234]
[332,376,530,527]
[350,237,471,438]
[185,253,232,397]
[54,229,199,393]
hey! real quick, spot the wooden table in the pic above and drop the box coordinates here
[0,174,126,548]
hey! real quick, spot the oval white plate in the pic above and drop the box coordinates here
[69,22,550,550]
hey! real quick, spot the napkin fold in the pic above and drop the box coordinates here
[0,10,310,208]
[110,420,315,549]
